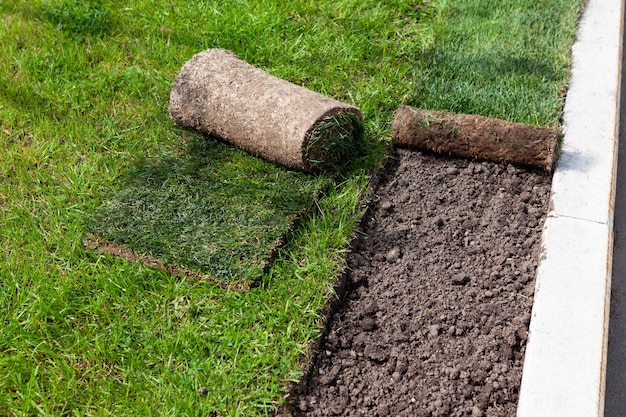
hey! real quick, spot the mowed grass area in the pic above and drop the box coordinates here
[0,0,582,415]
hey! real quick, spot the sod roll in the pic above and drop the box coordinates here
[169,49,364,173]
[391,106,559,171]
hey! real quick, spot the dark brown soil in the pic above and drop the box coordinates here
[289,149,551,417]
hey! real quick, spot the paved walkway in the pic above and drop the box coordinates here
[516,1,622,415]
[604,8,626,415]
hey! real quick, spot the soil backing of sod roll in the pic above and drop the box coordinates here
[391,105,559,171]
[286,149,551,417]
[169,49,364,173]
[85,136,327,289]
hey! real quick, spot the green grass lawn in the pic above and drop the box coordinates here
[1,0,582,415]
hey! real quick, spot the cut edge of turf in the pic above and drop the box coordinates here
[82,235,252,291]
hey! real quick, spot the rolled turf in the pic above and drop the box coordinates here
[169,49,364,173]
[391,105,560,171]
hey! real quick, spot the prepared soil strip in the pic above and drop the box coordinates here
[169,49,364,173]
[289,149,551,416]
[392,106,559,171]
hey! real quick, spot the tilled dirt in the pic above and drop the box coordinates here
[290,149,551,417]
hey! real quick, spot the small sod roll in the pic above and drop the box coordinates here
[169,49,364,173]
[391,105,560,171]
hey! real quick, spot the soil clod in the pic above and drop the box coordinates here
[451,273,470,285]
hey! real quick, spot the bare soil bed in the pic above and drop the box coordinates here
[289,148,551,416]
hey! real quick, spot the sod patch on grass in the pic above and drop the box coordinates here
[86,135,327,288]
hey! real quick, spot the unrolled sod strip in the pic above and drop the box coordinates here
[391,105,560,171]
[169,49,364,173]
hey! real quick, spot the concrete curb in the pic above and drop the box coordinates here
[517,1,624,416]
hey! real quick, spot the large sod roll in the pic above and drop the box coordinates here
[169,49,364,173]
[391,105,559,171]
